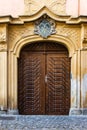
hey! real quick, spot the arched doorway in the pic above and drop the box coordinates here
[18,41,71,115]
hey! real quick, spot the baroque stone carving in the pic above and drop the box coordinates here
[49,0,66,15]
[0,24,7,44]
[34,16,56,38]
[0,25,7,51]
[0,44,7,51]
[84,27,87,42]
[81,26,87,48]
[0,31,6,42]
[24,0,43,15]
[8,25,34,49]
[8,23,81,50]
[56,25,80,48]
[24,0,66,15]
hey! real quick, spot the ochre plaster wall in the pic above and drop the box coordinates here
[0,1,87,115]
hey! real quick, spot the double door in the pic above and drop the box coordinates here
[18,51,70,115]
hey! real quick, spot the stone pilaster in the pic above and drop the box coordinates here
[0,24,7,113]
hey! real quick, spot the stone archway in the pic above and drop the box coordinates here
[8,35,77,115]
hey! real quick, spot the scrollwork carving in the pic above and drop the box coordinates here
[0,44,7,51]
[0,31,6,42]
[84,27,87,42]
[49,0,66,15]
[24,0,66,15]
[0,25,7,43]
[8,24,34,49]
[56,24,80,47]
[24,0,42,15]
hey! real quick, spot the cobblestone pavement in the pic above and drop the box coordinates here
[0,115,87,130]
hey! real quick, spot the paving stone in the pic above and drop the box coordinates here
[0,115,87,130]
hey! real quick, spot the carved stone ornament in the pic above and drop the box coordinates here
[34,16,56,38]
[24,0,66,15]
[0,44,7,51]
[0,32,6,42]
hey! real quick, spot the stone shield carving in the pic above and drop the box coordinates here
[34,18,56,38]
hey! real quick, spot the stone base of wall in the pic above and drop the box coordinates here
[7,109,19,115]
[69,108,87,115]
[0,108,87,115]
[0,111,7,115]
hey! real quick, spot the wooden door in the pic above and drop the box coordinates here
[46,54,70,115]
[18,52,45,114]
[18,42,70,115]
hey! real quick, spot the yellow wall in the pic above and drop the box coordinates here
[0,6,87,115]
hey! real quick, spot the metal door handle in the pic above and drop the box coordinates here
[45,75,48,83]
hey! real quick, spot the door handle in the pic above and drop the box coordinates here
[45,75,48,83]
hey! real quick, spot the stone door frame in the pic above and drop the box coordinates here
[7,35,80,115]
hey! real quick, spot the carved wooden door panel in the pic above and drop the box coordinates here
[18,52,45,115]
[18,42,70,115]
[46,54,70,115]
